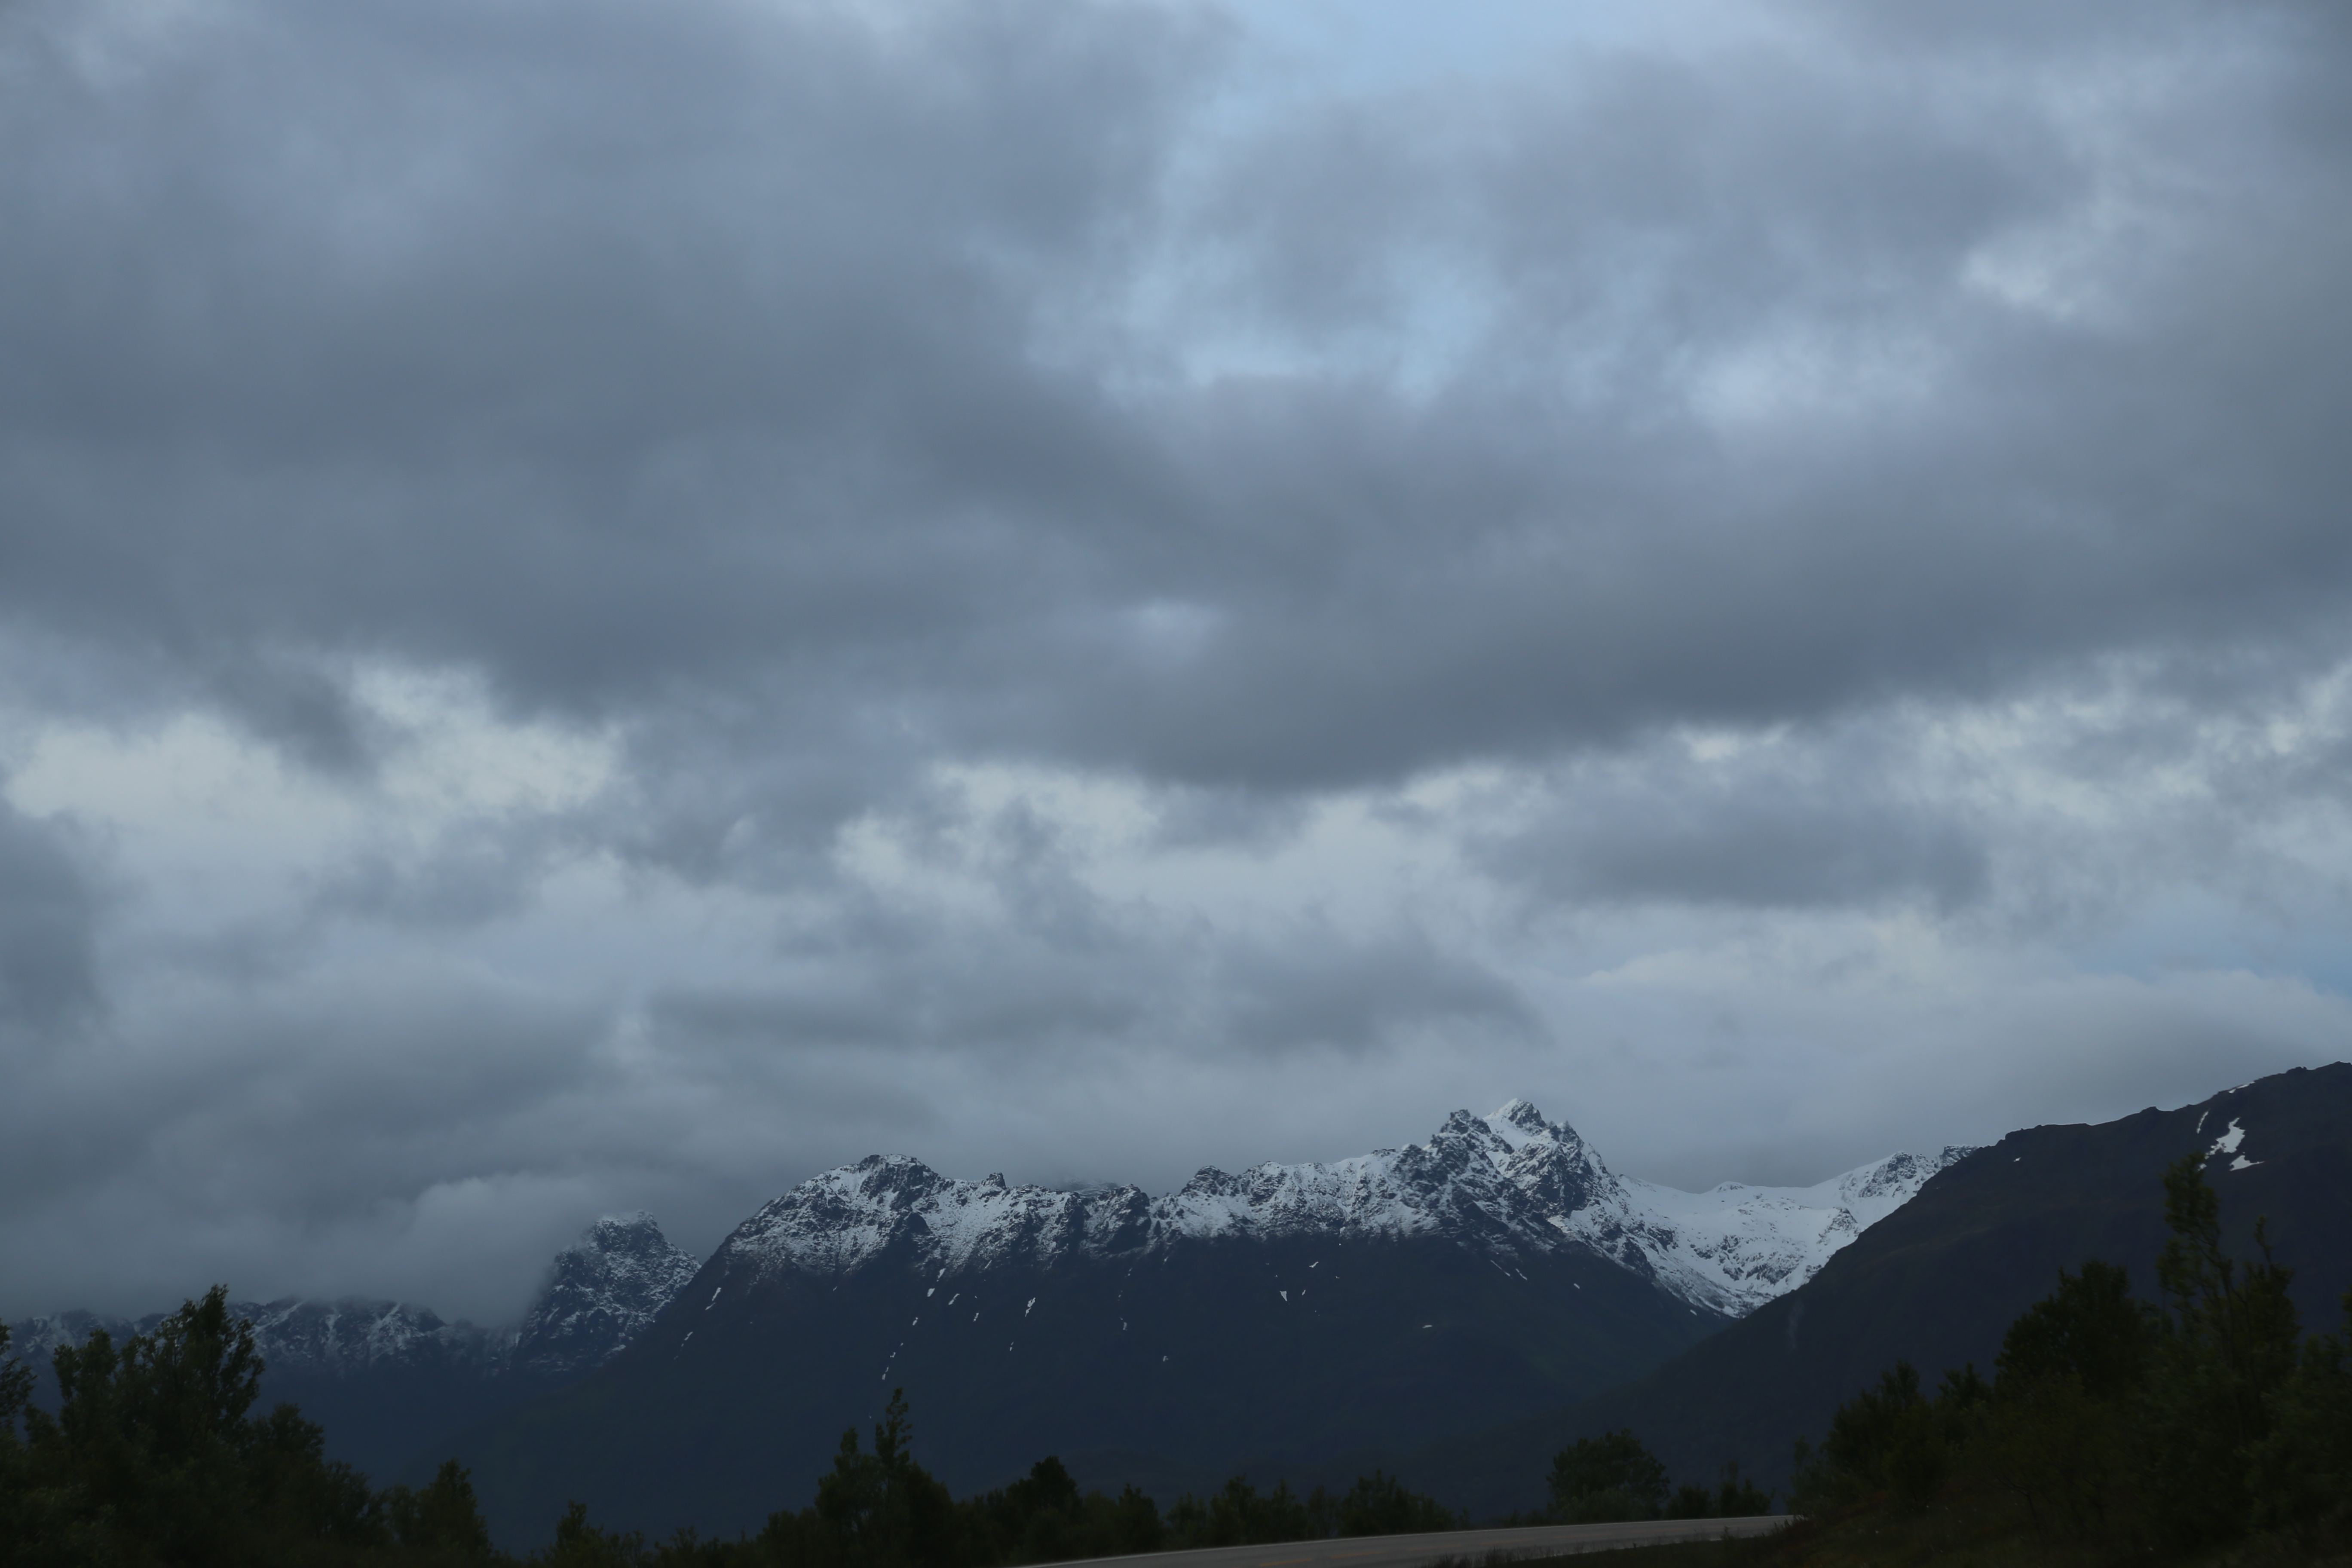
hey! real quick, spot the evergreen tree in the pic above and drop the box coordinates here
[792,1389,959,1568]
[25,1285,271,1565]
[2250,1287,2352,1543]
[0,1322,36,1563]
[2142,1152,2302,1548]
[1546,1430,1668,1523]
[1994,1259,2153,1400]
[534,1501,651,1567]
[386,1458,498,1561]
[1974,1260,2154,1538]
[1332,1470,1458,1536]
[1661,1463,1771,1520]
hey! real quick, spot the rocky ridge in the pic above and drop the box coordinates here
[721,1099,1975,1317]
[514,1213,701,1379]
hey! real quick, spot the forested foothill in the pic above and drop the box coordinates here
[0,1298,1463,1567]
[1631,1154,2352,1566]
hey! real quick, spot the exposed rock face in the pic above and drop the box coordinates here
[514,1213,703,1380]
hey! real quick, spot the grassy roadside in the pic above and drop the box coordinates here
[1449,1508,2352,1568]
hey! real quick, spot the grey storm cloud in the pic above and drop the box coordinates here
[3,0,2351,1320]
[1493,762,1989,913]
[0,0,2346,811]
[0,799,100,1030]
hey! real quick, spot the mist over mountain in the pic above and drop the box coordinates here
[5,1212,696,1485]
[439,1101,1961,1543]
[5,1096,1963,1540]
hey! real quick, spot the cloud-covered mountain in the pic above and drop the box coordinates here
[450,1101,1965,1542]
[5,1213,700,1484]
[512,1213,702,1381]
[3,1101,1965,1519]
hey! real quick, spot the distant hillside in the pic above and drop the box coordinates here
[1403,1062,2352,1519]
[3,1212,698,1485]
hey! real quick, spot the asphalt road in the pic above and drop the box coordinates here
[1054,1517,1794,1568]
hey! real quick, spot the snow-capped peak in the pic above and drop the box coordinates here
[720,1102,1970,1319]
[1483,1098,1552,1150]
[512,1212,701,1378]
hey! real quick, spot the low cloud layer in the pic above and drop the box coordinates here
[2,0,2349,1321]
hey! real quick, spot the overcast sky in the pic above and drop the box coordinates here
[4,0,2350,1323]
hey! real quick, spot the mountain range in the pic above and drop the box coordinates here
[434,1101,1963,1541]
[14,1066,2349,1545]
[4,1099,1964,1540]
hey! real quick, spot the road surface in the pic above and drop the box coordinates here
[1052,1517,1793,1568]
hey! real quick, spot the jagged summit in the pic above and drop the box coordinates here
[513,1212,701,1379]
[721,1100,1973,1317]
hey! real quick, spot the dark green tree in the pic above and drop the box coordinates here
[7,1288,418,1566]
[248,1398,385,1553]
[386,1457,497,1561]
[532,1500,651,1567]
[1789,1361,1985,1513]
[26,1285,270,1565]
[2250,1287,2352,1543]
[1332,1470,1457,1536]
[1995,1259,2154,1400]
[0,1321,37,1560]
[1972,1260,2156,1538]
[1095,1484,1164,1557]
[798,1389,959,1568]
[1547,1430,1668,1523]
[2142,1152,2302,1548]
[1662,1462,1772,1520]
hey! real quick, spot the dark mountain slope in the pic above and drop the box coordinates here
[447,1109,1749,1547]
[1405,1062,2352,1519]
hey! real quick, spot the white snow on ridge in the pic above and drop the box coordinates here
[723,1102,1976,1317]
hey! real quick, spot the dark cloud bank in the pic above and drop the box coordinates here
[2,0,2349,1319]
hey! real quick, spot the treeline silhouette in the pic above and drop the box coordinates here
[1539,1430,1770,1525]
[1774,1152,2352,1558]
[0,1295,1461,1567]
